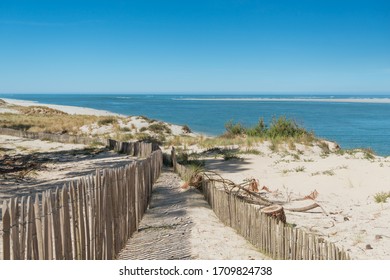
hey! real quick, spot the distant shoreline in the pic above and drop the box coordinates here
[173,97,390,103]
[1,98,125,117]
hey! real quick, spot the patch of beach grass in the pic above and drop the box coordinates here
[239,148,263,156]
[322,169,335,176]
[294,166,306,172]
[16,105,68,116]
[374,192,390,203]
[97,116,117,126]
[336,147,376,160]
[148,122,172,134]
[0,112,110,135]
[222,150,242,161]
[223,116,314,141]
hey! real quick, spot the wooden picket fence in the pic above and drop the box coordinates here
[0,128,159,157]
[0,127,104,145]
[1,150,163,260]
[106,139,159,158]
[174,161,350,260]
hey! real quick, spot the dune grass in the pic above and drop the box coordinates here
[374,192,390,203]
[166,116,318,151]
[0,112,105,134]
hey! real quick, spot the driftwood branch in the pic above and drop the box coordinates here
[286,203,328,216]
[202,171,272,206]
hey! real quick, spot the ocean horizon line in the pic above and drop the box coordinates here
[1,91,390,96]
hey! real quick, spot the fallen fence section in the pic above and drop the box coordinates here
[0,128,160,158]
[1,149,163,260]
[0,127,104,146]
[174,161,350,260]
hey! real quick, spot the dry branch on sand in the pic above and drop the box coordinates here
[182,169,327,219]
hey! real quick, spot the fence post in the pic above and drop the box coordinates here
[2,201,10,260]
[171,147,177,172]
[34,193,44,260]
[9,197,20,259]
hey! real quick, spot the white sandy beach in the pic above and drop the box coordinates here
[199,142,390,260]
[1,98,125,116]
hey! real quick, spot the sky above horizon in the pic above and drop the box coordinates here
[0,0,389,93]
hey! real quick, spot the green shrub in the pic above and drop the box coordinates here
[267,116,310,139]
[223,116,313,141]
[224,120,246,136]
[246,118,267,137]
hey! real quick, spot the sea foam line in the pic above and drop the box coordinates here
[172,98,390,104]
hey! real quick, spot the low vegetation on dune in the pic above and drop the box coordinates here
[224,116,314,140]
[17,105,68,116]
[166,116,324,153]
[0,101,191,144]
[0,112,104,134]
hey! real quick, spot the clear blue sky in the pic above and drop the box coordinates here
[0,0,389,93]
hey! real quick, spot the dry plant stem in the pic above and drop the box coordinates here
[194,170,326,212]
[202,171,272,206]
[285,203,328,216]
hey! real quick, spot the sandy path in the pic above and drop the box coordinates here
[117,169,268,260]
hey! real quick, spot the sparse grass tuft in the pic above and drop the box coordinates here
[374,192,390,203]
[148,122,172,134]
[97,117,117,126]
[362,148,376,160]
[294,166,306,172]
[223,150,242,161]
[322,170,335,176]
[239,148,263,155]
[318,141,330,154]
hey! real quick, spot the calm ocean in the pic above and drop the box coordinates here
[1,93,390,156]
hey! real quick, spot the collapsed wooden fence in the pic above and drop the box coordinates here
[175,162,350,260]
[1,148,163,260]
[0,127,104,146]
[0,128,159,158]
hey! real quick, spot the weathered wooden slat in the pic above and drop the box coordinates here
[34,193,44,260]
[10,197,20,260]
[52,188,63,259]
[2,201,11,260]
[77,180,86,259]
[19,197,26,259]
[25,197,33,260]
[82,178,90,260]
[60,186,72,259]
[30,197,39,260]
[42,192,49,259]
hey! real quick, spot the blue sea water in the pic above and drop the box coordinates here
[1,93,390,156]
